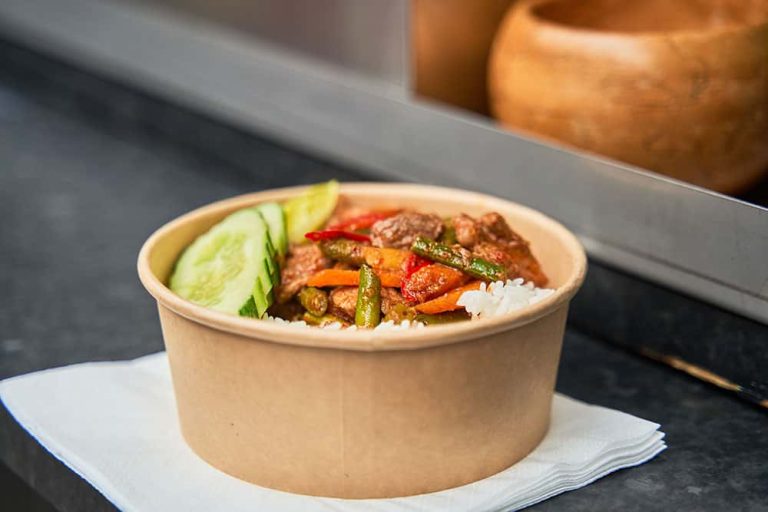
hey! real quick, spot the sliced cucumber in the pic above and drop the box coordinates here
[169,208,275,317]
[254,202,287,259]
[252,278,271,317]
[263,231,280,285]
[283,180,339,244]
[255,254,274,301]
[238,296,258,318]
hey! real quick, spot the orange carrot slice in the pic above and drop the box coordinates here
[362,247,409,271]
[414,281,484,315]
[307,269,402,288]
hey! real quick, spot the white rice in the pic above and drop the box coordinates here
[457,278,554,319]
[264,279,554,329]
[373,319,426,331]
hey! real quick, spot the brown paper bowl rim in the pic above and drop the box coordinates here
[138,183,586,351]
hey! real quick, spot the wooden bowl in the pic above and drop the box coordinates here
[412,0,516,114]
[489,0,768,194]
[138,183,586,498]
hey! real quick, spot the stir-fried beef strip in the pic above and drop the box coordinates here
[370,211,444,249]
[328,286,358,322]
[453,213,481,248]
[276,244,331,303]
[450,212,548,286]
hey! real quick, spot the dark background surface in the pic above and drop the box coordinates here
[1,39,767,511]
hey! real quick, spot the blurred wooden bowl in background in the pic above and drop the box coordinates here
[413,0,515,115]
[489,0,768,194]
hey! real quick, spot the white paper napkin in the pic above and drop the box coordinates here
[0,353,665,512]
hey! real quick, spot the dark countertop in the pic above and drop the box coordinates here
[1,45,767,512]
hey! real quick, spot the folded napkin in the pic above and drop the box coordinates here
[0,353,665,511]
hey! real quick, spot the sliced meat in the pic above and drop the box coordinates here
[276,244,330,303]
[452,213,481,248]
[381,288,407,315]
[451,211,548,286]
[473,241,548,287]
[479,212,525,244]
[328,286,358,322]
[328,286,407,322]
[402,263,468,304]
[452,211,524,248]
[370,211,444,249]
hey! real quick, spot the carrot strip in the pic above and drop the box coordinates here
[307,269,402,288]
[362,247,409,271]
[414,281,483,315]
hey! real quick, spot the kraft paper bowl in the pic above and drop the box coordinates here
[137,183,586,498]
[489,0,768,194]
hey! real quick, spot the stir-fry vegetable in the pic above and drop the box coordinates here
[320,240,408,271]
[327,210,399,231]
[411,237,506,282]
[320,239,365,265]
[307,269,402,288]
[439,224,457,245]
[383,303,417,323]
[402,263,467,304]
[403,252,431,278]
[414,281,483,314]
[355,264,381,328]
[415,311,470,325]
[298,287,328,317]
[362,247,410,271]
[305,230,372,243]
[400,252,431,302]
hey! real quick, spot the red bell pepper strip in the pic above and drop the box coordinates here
[400,252,432,302]
[305,230,371,243]
[327,210,400,231]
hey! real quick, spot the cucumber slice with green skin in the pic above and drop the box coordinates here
[255,202,288,259]
[238,296,258,318]
[252,277,271,317]
[283,180,339,244]
[170,208,274,317]
[257,256,274,292]
[263,232,280,285]
[238,278,271,318]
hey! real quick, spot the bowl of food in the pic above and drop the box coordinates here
[137,181,586,498]
[489,0,768,194]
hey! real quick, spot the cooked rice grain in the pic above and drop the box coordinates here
[457,278,554,319]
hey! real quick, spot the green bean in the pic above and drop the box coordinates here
[298,286,328,317]
[355,264,381,328]
[466,258,507,282]
[320,239,365,265]
[383,303,417,323]
[440,224,457,245]
[410,236,506,281]
[302,312,346,326]
[415,311,471,325]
